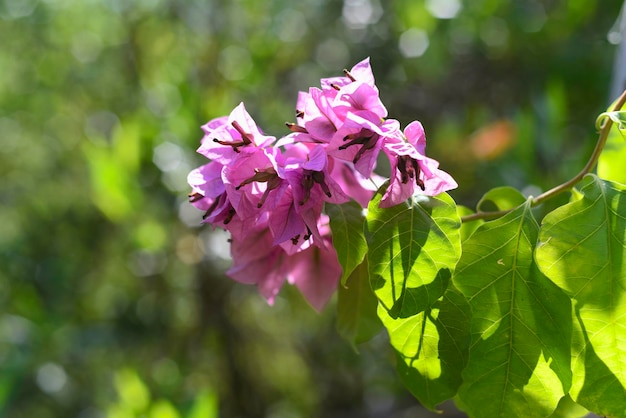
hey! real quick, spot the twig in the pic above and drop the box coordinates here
[461,88,626,223]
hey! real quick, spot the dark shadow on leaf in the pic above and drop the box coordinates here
[573,306,626,417]
[393,285,471,409]
[387,268,451,319]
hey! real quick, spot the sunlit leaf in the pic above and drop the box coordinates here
[327,200,368,285]
[598,114,626,184]
[568,306,626,417]
[476,186,526,213]
[365,189,462,408]
[546,394,588,418]
[453,201,572,418]
[457,205,484,241]
[336,259,383,349]
[535,174,626,415]
[365,190,461,318]
[386,284,470,409]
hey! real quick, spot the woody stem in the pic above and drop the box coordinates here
[461,88,626,223]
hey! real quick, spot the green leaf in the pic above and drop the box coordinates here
[453,201,572,418]
[546,394,588,418]
[365,191,461,318]
[568,306,625,417]
[476,186,527,213]
[598,115,626,184]
[535,174,626,415]
[336,259,383,349]
[364,189,462,408]
[457,205,484,241]
[327,200,368,285]
[385,284,470,409]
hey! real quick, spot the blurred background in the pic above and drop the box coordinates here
[0,0,623,417]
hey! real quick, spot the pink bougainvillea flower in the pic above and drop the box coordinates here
[380,121,457,208]
[331,81,387,121]
[187,161,237,227]
[328,111,402,178]
[197,102,275,164]
[294,87,343,143]
[222,146,286,222]
[329,159,383,208]
[290,58,385,143]
[279,144,349,208]
[320,57,378,92]
[226,220,289,305]
[186,58,458,312]
[284,214,340,310]
[227,215,341,311]
[263,144,347,249]
[270,188,325,252]
[319,57,386,121]
[286,241,341,311]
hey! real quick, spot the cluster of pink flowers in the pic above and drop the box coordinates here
[187,58,457,311]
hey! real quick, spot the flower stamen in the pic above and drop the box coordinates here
[223,207,236,224]
[235,168,282,208]
[189,192,204,203]
[339,129,379,164]
[212,120,254,152]
[202,197,222,220]
[299,169,332,205]
[285,122,308,134]
[303,225,313,241]
[398,156,425,190]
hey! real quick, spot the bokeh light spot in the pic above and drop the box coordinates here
[144,83,182,117]
[342,0,382,29]
[274,9,308,42]
[36,363,67,394]
[71,31,103,63]
[218,45,253,81]
[315,39,349,71]
[1,0,37,19]
[399,29,430,58]
[480,18,509,48]
[426,0,461,19]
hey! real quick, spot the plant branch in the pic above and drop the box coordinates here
[461,88,626,223]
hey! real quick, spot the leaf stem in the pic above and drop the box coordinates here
[461,88,626,223]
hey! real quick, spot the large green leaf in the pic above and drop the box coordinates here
[327,200,368,285]
[365,191,461,318]
[336,260,383,349]
[364,190,462,408]
[384,284,470,409]
[453,201,572,418]
[535,174,626,415]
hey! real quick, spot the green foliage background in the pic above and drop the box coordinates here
[0,0,622,416]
